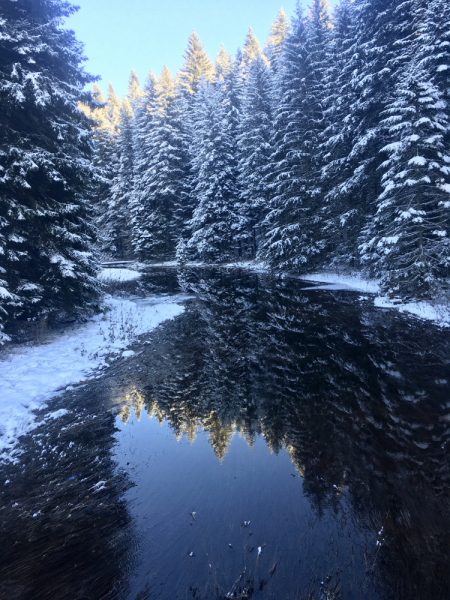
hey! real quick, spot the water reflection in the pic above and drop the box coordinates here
[0,399,133,600]
[113,268,450,600]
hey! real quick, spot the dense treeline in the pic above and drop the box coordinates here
[1,0,449,341]
[0,0,100,342]
[87,0,450,300]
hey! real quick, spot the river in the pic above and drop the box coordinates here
[1,267,449,600]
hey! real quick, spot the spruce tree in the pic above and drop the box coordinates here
[215,44,232,83]
[182,78,242,263]
[237,56,274,258]
[360,0,450,296]
[0,0,100,327]
[242,27,263,72]
[325,0,415,271]
[130,69,158,258]
[132,67,191,261]
[177,31,215,96]
[127,69,144,114]
[261,2,331,272]
[105,82,121,135]
[107,98,135,258]
[80,83,120,258]
[319,0,359,267]
[264,8,290,70]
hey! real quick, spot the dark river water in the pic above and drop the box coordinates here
[1,267,450,600]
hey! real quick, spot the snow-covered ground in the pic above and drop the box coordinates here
[299,272,450,327]
[98,267,142,282]
[373,296,450,326]
[0,294,186,463]
[298,272,380,293]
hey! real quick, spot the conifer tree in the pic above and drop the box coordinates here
[177,31,215,95]
[360,0,450,296]
[132,67,191,260]
[319,0,359,266]
[215,44,232,82]
[127,69,144,114]
[80,83,120,258]
[181,79,243,263]
[237,56,274,258]
[0,0,100,327]
[130,69,158,256]
[242,27,264,75]
[324,0,415,270]
[261,2,331,271]
[107,98,135,258]
[105,82,121,136]
[264,8,290,70]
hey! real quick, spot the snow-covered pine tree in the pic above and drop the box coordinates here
[325,0,415,271]
[237,56,274,258]
[0,0,100,327]
[105,82,121,136]
[181,78,243,263]
[319,0,361,266]
[242,27,264,76]
[263,8,290,72]
[215,44,233,83]
[127,69,144,115]
[360,0,450,297]
[79,83,120,258]
[131,66,191,261]
[177,31,215,96]
[261,1,331,272]
[129,69,157,257]
[107,98,135,258]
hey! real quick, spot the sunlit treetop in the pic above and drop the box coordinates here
[127,69,144,113]
[264,7,290,64]
[177,31,215,95]
[308,0,331,26]
[104,82,121,135]
[156,65,175,109]
[215,43,233,82]
[242,26,266,73]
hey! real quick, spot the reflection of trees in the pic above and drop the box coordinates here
[0,400,132,600]
[117,267,450,599]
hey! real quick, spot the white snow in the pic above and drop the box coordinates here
[300,271,450,327]
[45,409,70,420]
[374,297,450,327]
[298,272,381,293]
[0,295,185,463]
[98,268,142,282]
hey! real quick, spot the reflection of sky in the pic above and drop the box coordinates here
[69,0,338,99]
[114,411,360,600]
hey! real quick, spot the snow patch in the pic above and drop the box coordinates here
[0,295,185,463]
[98,268,142,282]
[300,272,450,327]
[45,409,70,420]
[299,272,381,294]
[374,297,450,327]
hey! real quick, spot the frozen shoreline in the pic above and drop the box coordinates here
[143,261,450,328]
[298,271,450,327]
[0,293,185,463]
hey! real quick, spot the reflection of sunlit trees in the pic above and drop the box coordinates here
[145,396,166,425]
[118,404,130,425]
[202,411,235,462]
[114,266,450,598]
[116,387,145,423]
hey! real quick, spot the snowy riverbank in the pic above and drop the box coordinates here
[141,260,450,327]
[0,293,185,463]
[298,271,450,327]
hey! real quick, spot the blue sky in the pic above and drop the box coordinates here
[69,0,337,99]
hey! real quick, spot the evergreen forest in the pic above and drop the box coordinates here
[1,0,450,342]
